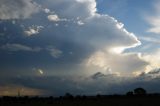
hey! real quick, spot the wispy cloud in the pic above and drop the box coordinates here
[46,47,63,58]
[146,1,160,34]
[1,43,42,52]
[140,36,160,44]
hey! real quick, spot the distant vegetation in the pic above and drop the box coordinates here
[126,87,147,96]
[1,88,160,106]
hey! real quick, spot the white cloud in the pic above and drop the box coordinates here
[1,43,42,52]
[39,0,97,19]
[142,49,160,73]
[74,14,141,49]
[47,14,60,22]
[38,69,44,75]
[44,8,51,14]
[0,0,39,20]
[24,25,43,36]
[35,68,44,76]
[77,20,84,25]
[43,8,55,14]
[76,0,97,16]
[47,14,67,22]
[86,51,148,76]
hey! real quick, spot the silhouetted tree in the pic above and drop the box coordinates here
[126,91,134,96]
[82,95,87,99]
[64,93,74,99]
[96,94,102,98]
[75,95,81,99]
[134,88,147,95]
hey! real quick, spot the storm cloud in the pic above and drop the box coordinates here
[0,0,154,96]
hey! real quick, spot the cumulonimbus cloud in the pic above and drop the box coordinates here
[0,0,148,76]
[0,0,153,96]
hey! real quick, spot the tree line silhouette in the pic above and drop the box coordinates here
[126,88,147,96]
[1,88,160,106]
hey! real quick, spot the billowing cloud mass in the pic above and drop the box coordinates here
[142,49,160,73]
[0,0,155,96]
[39,0,97,19]
[0,0,39,20]
[87,51,148,75]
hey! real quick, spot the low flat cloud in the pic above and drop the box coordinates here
[1,43,42,52]
[6,72,160,96]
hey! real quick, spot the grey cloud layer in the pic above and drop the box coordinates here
[8,72,160,96]
[0,0,39,20]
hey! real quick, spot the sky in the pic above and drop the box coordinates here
[0,0,160,96]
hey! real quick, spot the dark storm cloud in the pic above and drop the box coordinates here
[91,72,106,79]
[3,72,160,96]
[138,68,160,79]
